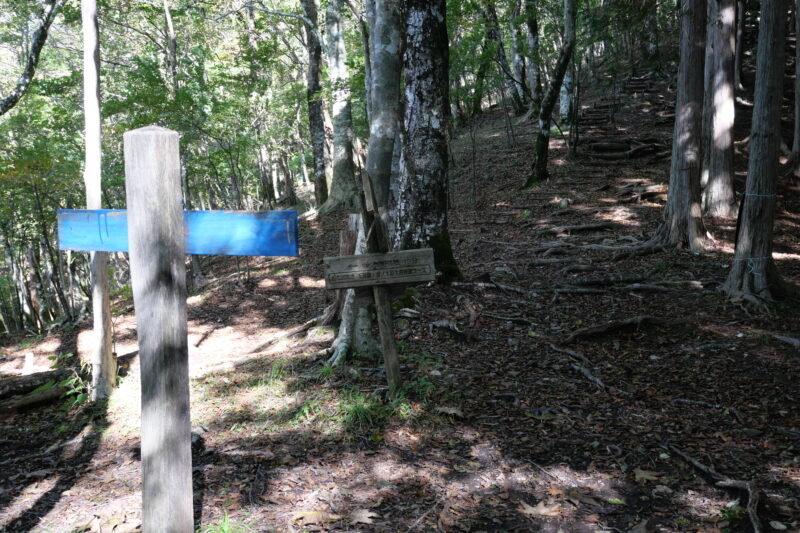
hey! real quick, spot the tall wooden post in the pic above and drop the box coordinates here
[124,126,192,533]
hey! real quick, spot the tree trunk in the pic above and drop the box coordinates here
[320,0,358,214]
[648,0,708,251]
[484,5,526,114]
[392,0,461,282]
[82,0,115,400]
[701,0,716,188]
[524,0,543,113]
[734,0,745,89]
[703,0,738,217]
[560,67,574,120]
[524,0,576,187]
[0,0,65,116]
[365,0,403,207]
[723,0,792,304]
[470,38,493,116]
[300,0,328,207]
[792,0,800,174]
[509,0,528,103]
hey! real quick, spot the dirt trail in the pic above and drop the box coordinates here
[1,75,799,532]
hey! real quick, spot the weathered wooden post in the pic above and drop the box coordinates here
[124,126,193,533]
[59,125,299,530]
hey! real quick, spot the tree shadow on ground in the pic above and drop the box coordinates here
[0,399,108,532]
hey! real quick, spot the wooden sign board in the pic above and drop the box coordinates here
[323,248,435,289]
[57,209,299,257]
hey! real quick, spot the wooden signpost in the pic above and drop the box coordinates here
[323,246,435,392]
[57,126,299,533]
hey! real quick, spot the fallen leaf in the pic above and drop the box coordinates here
[518,500,561,517]
[566,489,602,507]
[291,510,342,525]
[350,509,379,525]
[634,468,662,483]
[435,406,464,417]
[769,521,788,531]
[629,519,649,533]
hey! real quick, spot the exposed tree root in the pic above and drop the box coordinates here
[537,222,619,235]
[564,272,652,287]
[565,315,668,343]
[671,398,747,425]
[664,444,762,533]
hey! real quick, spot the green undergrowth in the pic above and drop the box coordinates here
[190,346,458,443]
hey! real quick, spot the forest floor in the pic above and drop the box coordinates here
[1,74,800,533]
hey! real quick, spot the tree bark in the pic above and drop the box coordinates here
[0,0,65,116]
[648,0,708,251]
[484,5,526,114]
[792,0,800,174]
[320,0,359,214]
[392,0,461,282]
[509,0,529,103]
[703,0,738,218]
[524,0,543,112]
[365,0,403,207]
[724,0,792,304]
[734,0,745,89]
[300,0,328,207]
[83,0,115,400]
[524,0,577,187]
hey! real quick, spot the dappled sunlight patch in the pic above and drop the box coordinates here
[297,276,324,288]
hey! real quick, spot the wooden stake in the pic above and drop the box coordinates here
[124,126,192,533]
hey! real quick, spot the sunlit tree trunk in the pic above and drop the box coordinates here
[320,0,358,213]
[392,0,461,281]
[82,0,115,400]
[300,0,328,207]
[365,0,402,207]
[724,0,794,304]
[525,0,576,187]
[648,0,708,251]
[703,0,737,217]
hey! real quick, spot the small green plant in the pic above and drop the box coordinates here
[720,502,744,522]
[198,512,253,533]
[112,283,133,300]
[340,389,385,431]
[315,363,334,381]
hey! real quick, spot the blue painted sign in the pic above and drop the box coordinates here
[58,209,299,257]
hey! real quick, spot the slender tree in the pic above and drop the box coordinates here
[648,0,708,251]
[82,0,115,400]
[703,0,737,217]
[365,0,403,207]
[524,0,543,112]
[483,4,525,114]
[392,0,461,281]
[299,0,328,207]
[524,0,577,187]
[319,0,358,213]
[724,0,795,304]
[0,0,65,116]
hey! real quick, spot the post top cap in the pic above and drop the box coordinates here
[124,125,178,137]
